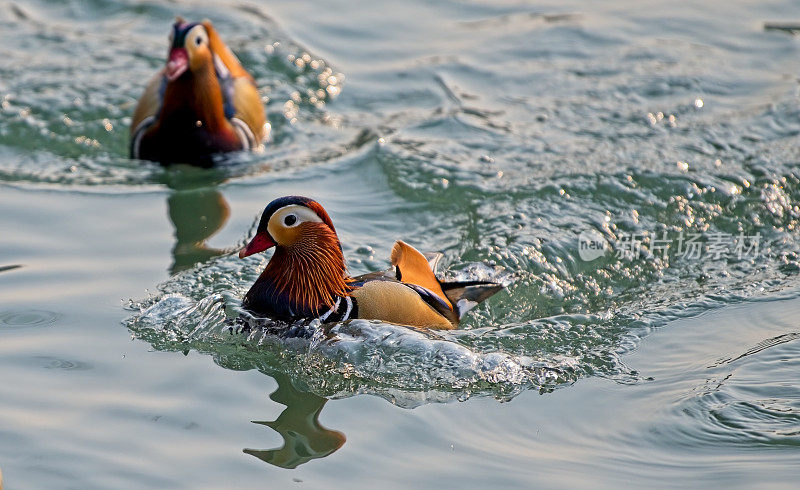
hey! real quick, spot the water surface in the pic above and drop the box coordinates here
[2,0,800,487]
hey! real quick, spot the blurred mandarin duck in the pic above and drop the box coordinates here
[238,196,504,329]
[130,18,268,166]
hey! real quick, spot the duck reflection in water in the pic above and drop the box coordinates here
[163,169,231,274]
[245,373,345,469]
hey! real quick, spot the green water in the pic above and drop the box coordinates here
[2,0,800,487]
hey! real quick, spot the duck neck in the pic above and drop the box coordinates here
[244,236,352,319]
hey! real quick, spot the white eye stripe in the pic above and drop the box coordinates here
[185,25,208,47]
[267,205,323,243]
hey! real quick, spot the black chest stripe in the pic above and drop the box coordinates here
[316,296,357,323]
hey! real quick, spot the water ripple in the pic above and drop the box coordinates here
[0,309,60,329]
[660,337,800,448]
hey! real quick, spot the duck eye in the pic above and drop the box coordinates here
[195,35,203,46]
[283,214,297,226]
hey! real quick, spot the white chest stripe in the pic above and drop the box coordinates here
[317,297,341,323]
[343,296,354,320]
[231,117,256,150]
[130,115,156,159]
[315,296,354,324]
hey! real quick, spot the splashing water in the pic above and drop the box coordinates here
[125,253,572,408]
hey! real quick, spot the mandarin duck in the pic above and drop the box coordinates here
[130,18,268,166]
[238,196,505,329]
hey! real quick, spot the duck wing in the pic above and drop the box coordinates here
[203,20,267,144]
[350,269,394,284]
[390,240,452,309]
[349,242,502,326]
[350,250,443,284]
[350,280,455,329]
[130,72,165,158]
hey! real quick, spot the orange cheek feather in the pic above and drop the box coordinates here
[189,46,211,72]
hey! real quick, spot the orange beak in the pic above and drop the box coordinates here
[166,48,189,81]
[239,232,275,258]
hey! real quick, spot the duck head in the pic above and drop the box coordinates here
[239,196,351,319]
[165,19,212,82]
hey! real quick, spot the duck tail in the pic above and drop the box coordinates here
[441,281,504,319]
